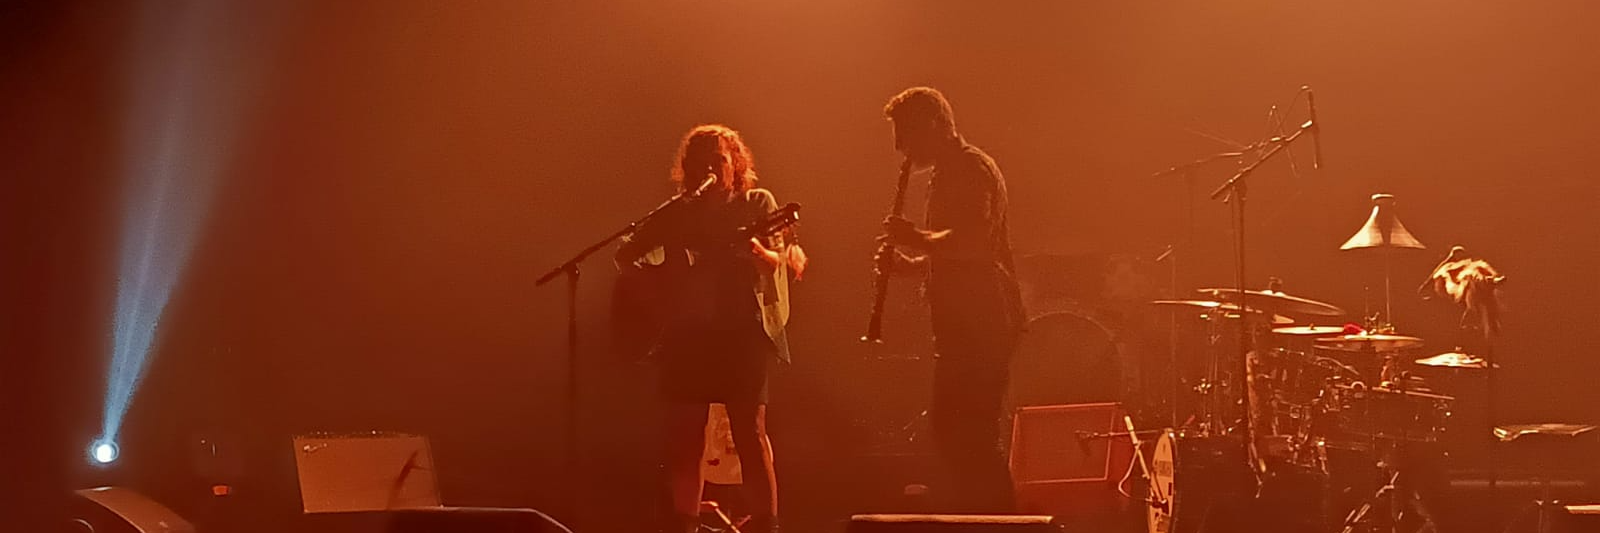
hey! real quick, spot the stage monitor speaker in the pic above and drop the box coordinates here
[72,487,194,533]
[384,507,574,533]
[847,514,1058,533]
[1008,402,1134,519]
[292,432,442,513]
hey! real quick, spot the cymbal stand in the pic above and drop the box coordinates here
[1158,241,1180,430]
[1154,149,1242,435]
[1197,307,1233,435]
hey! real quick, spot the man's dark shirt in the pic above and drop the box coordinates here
[923,139,1025,356]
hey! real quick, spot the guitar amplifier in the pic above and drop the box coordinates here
[292,432,442,513]
[1008,403,1134,519]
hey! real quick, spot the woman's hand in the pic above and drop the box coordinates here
[749,237,782,272]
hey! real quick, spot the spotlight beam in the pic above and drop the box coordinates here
[97,1,275,456]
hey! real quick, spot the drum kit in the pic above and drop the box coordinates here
[1137,194,1502,533]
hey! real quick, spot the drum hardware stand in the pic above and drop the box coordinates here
[1153,158,1214,431]
[1334,368,1443,533]
[1496,469,1564,533]
[1156,242,1181,430]
[1483,334,1500,509]
[1336,444,1440,533]
[1489,425,1595,533]
[535,183,713,527]
[1198,308,1226,435]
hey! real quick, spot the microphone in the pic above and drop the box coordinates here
[1154,244,1175,263]
[688,173,718,198]
[1074,430,1094,453]
[1302,85,1322,170]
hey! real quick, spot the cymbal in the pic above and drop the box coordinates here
[1340,193,1426,250]
[1195,288,1346,317]
[1151,300,1293,324]
[1271,325,1346,337]
[1414,352,1496,370]
[1315,333,1425,352]
[1151,299,1237,311]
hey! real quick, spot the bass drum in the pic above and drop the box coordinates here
[1147,432,1251,533]
[1009,311,1123,408]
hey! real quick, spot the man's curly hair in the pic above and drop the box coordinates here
[883,86,957,135]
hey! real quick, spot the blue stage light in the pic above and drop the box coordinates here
[90,439,119,465]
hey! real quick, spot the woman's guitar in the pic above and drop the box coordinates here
[609,203,802,360]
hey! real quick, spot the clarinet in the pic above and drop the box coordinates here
[861,160,914,344]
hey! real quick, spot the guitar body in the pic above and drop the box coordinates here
[609,249,681,362]
[609,202,801,362]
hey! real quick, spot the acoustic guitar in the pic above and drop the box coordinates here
[609,202,802,361]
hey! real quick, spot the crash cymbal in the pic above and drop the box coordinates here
[1150,299,1237,311]
[1271,325,1346,337]
[1151,300,1293,324]
[1195,288,1346,317]
[1414,352,1496,370]
[1314,333,1425,352]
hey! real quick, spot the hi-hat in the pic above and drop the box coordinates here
[1341,193,1426,250]
[1414,352,1496,370]
[1195,288,1346,317]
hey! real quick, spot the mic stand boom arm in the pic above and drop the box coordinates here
[1208,125,1311,201]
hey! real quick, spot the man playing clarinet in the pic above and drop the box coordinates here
[874,87,1025,513]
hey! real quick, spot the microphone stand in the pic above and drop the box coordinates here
[533,188,702,526]
[1204,121,1315,485]
[1153,147,1256,433]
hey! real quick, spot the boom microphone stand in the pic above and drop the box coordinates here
[534,180,711,525]
[1204,110,1318,483]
